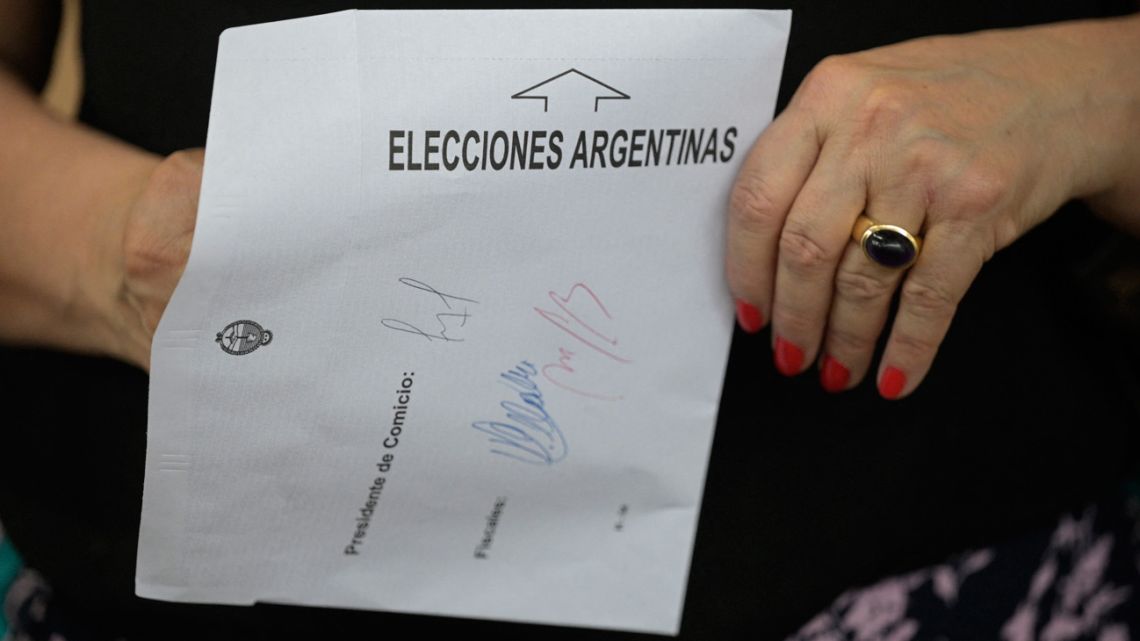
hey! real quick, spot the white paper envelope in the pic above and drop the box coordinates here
[138,9,790,635]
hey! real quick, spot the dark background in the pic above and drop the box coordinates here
[2,1,1139,639]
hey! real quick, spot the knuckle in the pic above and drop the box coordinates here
[167,149,196,165]
[147,159,181,191]
[796,55,860,107]
[827,324,876,355]
[729,173,785,236]
[889,329,941,358]
[779,225,834,274]
[899,277,958,320]
[834,268,896,304]
[771,305,817,339]
[164,149,199,174]
[946,163,1009,216]
[904,136,952,181]
[853,83,917,138]
[149,152,201,197]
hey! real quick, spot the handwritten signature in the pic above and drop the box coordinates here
[535,283,631,401]
[472,361,567,465]
[382,277,478,342]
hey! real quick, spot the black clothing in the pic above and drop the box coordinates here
[1,2,1138,639]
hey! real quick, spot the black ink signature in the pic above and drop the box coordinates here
[381,277,479,342]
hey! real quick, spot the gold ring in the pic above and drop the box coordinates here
[851,215,922,269]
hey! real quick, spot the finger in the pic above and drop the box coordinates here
[769,141,865,376]
[819,182,927,392]
[819,246,899,392]
[726,109,820,333]
[877,222,985,399]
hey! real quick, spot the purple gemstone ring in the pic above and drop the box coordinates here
[852,215,922,269]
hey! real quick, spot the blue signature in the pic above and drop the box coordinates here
[472,361,567,465]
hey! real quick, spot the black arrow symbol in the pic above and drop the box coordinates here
[511,68,631,113]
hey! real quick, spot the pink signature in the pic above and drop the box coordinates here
[534,283,631,401]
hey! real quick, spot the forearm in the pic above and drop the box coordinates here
[0,63,159,360]
[1060,13,1140,236]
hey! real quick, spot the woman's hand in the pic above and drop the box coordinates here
[115,149,204,370]
[0,2,202,371]
[727,15,1140,399]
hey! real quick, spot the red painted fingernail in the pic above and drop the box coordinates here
[879,366,907,400]
[774,336,804,376]
[735,300,764,333]
[820,355,850,393]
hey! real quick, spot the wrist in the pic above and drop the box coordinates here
[1080,14,1140,234]
[1043,14,1140,206]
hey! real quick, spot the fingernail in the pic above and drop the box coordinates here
[820,355,850,393]
[878,366,907,400]
[774,336,804,376]
[735,300,764,333]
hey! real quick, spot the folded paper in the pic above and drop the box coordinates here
[138,9,790,635]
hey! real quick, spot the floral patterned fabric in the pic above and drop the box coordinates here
[789,485,1140,641]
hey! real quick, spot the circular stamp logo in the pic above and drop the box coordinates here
[215,320,273,356]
